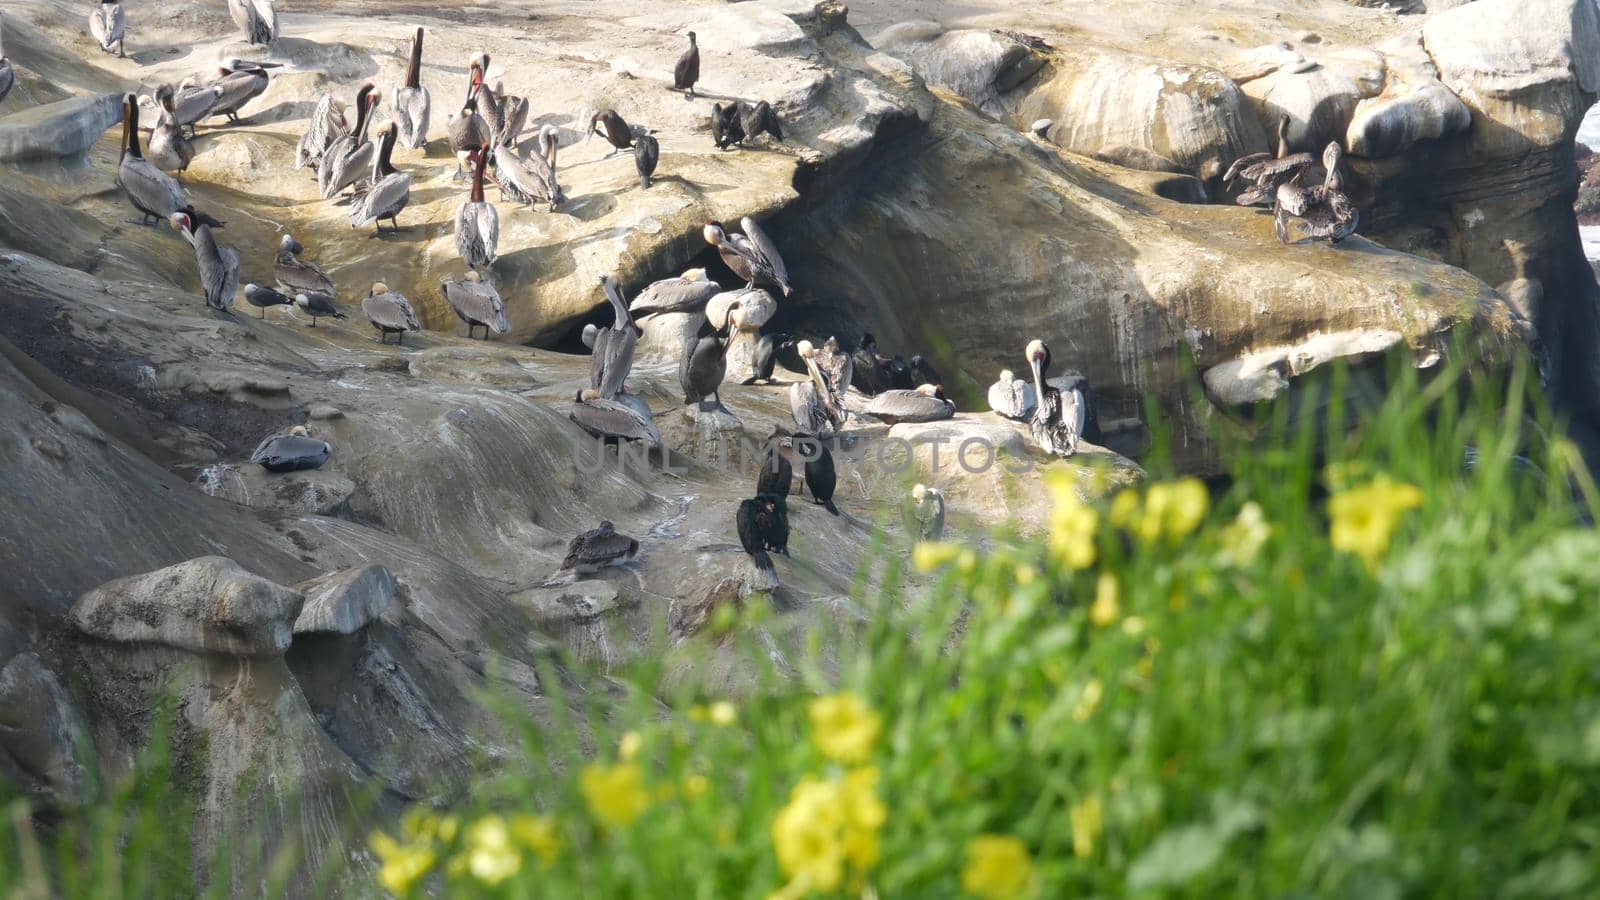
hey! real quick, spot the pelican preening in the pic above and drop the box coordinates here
[987,369,1036,420]
[591,274,640,401]
[243,283,293,318]
[294,292,346,326]
[816,336,853,410]
[394,28,431,149]
[275,234,337,299]
[491,133,565,211]
[227,0,278,47]
[1025,339,1101,457]
[703,218,793,296]
[748,331,794,385]
[363,282,420,345]
[1274,143,1359,245]
[479,81,528,148]
[628,269,722,320]
[570,388,662,449]
[349,125,411,233]
[89,0,125,58]
[441,270,509,339]
[319,83,380,200]
[210,59,281,124]
[635,133,660,189]
[251,425,331,473]
[863,384,954,425]
[1225,115,1315,209]
[790,340,845,435]
[681,301,741,410]
[908,483,945,541]
[167,79,225,136]
[296,92,349,171]
[169,211,241,311]
[146,86,196,173]
[674,31,700,98]
[456,147,500,269]
[118,95,190,225]
[561,521,640,573]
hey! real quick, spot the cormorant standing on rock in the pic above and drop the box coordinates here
[798,432,838,515]
[635,133,659,189]
[681,302,741,410]
[674,32,699,98]
[738,497,778,579]
[851,334,892,396]
[747,332,794,384]
[757,428,793,499]
[712,102,745,150]
[909,354,942,389]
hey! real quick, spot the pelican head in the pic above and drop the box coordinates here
[370,281,390,295]
[682,267,708,281]
[461,270,481,283]
[295,293,310,307]
[581,323,599,349]
[796,339,815,359]
[912,483,928,503]
[577,387,601,401]
[290,425,310,437]
[702,222,726,247]
[1323,141,1343,170]
[720,300,742,333]
[915,383,939,398]
[279,234,296,250]
[167,211,192,234]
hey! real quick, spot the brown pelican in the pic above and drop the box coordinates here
[227,0,277,46]
[586,109,634,155]
[441,270,508,339]
[167,79,224,137]
[456,147,499,269]
[1025,339,1099,456]
[987,369,1036,420]
[674,31,700,98]
[209,59,280,124]
[628,269,721,319]
[581,324,599,350]
[243,283,293,318]
[561,522,640,573]
[491,135,564,211]
[363,282,420,345]
[293,292,345,326]
[864,384,954,425]
[479,80,527,148]
[146,86,195,173]
[741,101,784,144]
[349,125,411,234]
[251,425,330,473]
[817,337,853,409]
[907,484,945,541]
[0,14,16,107]
[1225,115,1314,208]
[118,96,189,225]
[446,57,490,177]
[703,218,792,296]
[570,388,662,449]
[681,301,741,410]
[319,84,379,200]
[89,1,125,58]
[1275,143,1359,245]
[797,432,839,515]
[851,334,892,395]
[169,211,240,311]
[590,275,639,400]
[748,332,795,385]
[711,103,744,150]
[394,28,430,149]
[789,340,844,435]
[635,133,659,189]
[274,234,336,298]
[295,93,348,171]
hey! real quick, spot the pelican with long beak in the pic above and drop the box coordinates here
[455,146,499,268]
[394,28,431,149]
[319,83,380,199]
[589,275,639,400]
[702,218,792,296]
[445,53,490,177]
[118,95,189,225]
[789,340,845,435]
[1026,339,1099,456]
[210,58,282,124]
[169,211,240,311]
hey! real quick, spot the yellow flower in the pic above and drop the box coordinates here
[579,762,651,828]
[1108,489,1140,528]
[618,731,642,761]
[1328,476,1423,573]
[1014,564,1037,586]
[460,815,521,886]
[1218,501,1271,567]
[683,773,711,800]
[1048,482,1100,570]
[1072,678,1104,722]
[510,814,559,867]
[1130,479,1209,545]
[1165,478,1209,541]
[688,704,709,723]
[371,831,437,896]
[1089,572,1120,626]
[709,701,738,726]
[961,834,1034,899]
[808,692,881,763]
[1121,615,1146,636]
[912,541,964,572]
[771,777,847,893]
[1069,794,1103,858]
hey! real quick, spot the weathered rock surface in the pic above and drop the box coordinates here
[0,93,120,161]
[196,462,356,517]
[71,557,304,658]
[0,653,92,806]
[292,564,396,635]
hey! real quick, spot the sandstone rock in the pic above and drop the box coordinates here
[874,25,1045,114]
[636,311,704,366]
[510,580,622,626]
[195,463,355,517]
[1202,328,1411,405]
[292,565,396,635]
[0,93,121,161]
[1346,80,1472,158]
[70,557,304,658]
[0,653,92,806]
[406,346,538,388]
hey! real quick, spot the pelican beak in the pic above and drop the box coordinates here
[1029,352,1046,399]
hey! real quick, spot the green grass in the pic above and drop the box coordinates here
[7,349,1600,898]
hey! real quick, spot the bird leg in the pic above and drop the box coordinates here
[259,306,266,319]
[309,317,318,328]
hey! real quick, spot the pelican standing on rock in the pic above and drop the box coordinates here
[319,83,379,199]
[1226,115,1314,208]
[0,14,17,107]
[243,283,293,318]
[747,332,794,385]
[561,522,640,573]
[590,274,639,400]
[1275,142,1359,245]
[704,218,792,296]
[682,302,741,410]
[118,95,189,225]
[146,86,196,173]
[394,28,431,149]
[864,384,954,425]
[168,79,224,136]
[635,133,659,189]
[363,282,420,345]
[274,234,336,298]
[570,388,662,449]
[789,340,845,435]
[674,31,700,98]
[296,93,348,171]
[209,59,280,124]
[227,0,278,47]
[456,147,499,269]
[628,269,722,320]
[90,0,125,58]
[817,337,853,409]
[987,369,1036,420]
[170,211,240,311]
[251,425,330,473]
[491,134,564,211]
[908,484,945,541]
[294,292,345,326]
[349,124,411,233]
[1025,339,1099,456]
[441,271,508,339]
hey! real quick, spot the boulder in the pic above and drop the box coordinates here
[635,311,704,366]
[0,653,92,806]
[1346,80,1472,158]
[195,463,356,517]
[0,93,121,161]
[70,557,304,658]
[510,580,622,626]
[874,25,1046,115]
[292,565,396,636]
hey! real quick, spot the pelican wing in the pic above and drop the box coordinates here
[275,252,335,296]
[562,528,638,570]
[454,200,499,268]
[629,278,721,317]
[296,93,345,169]
[395,85,431,149]
[193,227,239,309]
[789,381,828,435]
[211,70,267,117]
[1240,151,1315,184]
[442,279,508,333]
[363,292,419,332]
[251,0,278,44]
[740,217,790,292]
[350,173,411,227]
[119,157,188,218]
[1222,151,1272,185]
[599,327,637,400]
[864,390,953,423]
[321,139,375,199]
[571,398,661,448]
[492,144,562,207]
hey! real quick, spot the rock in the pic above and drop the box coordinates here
[875,25,1046,115]
[307,404,345,421]
[636,311,704,366]
[670,575,745,639]
[510,581,621,626]
[1346,80,1472,158]
[0,653,92,806]
[710,288,778,383]
[195,463,355,517]
[292,565,396,635]
[70,557,304,658]
[405,346,538,388]
[1202,328,1410,405]
[0,93,121,161]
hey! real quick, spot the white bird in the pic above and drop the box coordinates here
[227,0,278,46]
[987,369,1036,420]
[89,1,125,58]
[455,147,498,268]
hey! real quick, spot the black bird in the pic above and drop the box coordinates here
[712,102,745,150]
[741,101,784,143]
[887,354,914,389]
[681,301,741,410]
[850,333,892,395]
[586,109,634,154]
[242,283,293,318]
[797,432,839,515]
[635,133,659,189]
[762,493,790,557]
[737,496,776,577]
[746,331,794,384]
[673,31,699,98]
[756,427,793,499]
[909,354,943,388]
